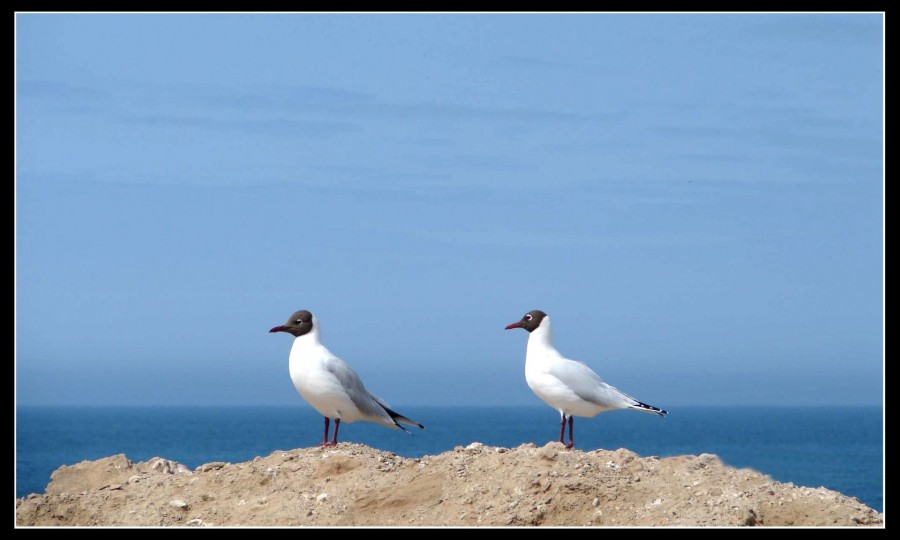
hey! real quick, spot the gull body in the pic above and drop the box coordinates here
[270,309,424,445]
[506,310,666,448]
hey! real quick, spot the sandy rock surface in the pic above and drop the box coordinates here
[16,443,883,527]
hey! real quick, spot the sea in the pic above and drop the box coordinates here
[15,405,883,513]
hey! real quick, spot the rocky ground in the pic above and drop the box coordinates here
[16,442,883,527]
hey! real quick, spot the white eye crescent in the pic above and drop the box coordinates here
[295,319,304,324]
[525,314,533,321]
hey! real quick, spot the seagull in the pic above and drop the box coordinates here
[505,309,666,449]
[270,309,424,446]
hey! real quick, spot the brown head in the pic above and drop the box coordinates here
[269,309,314,338]
[504,310,548,333]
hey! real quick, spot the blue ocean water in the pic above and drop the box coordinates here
[15,406,883,513]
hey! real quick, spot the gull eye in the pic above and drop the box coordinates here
[295,319,304,324]
[525,314,533,321]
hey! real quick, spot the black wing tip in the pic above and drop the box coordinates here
[636,401,668,417]
[394,420,425,434]
[383,406,425,431]
[397,418,425,430]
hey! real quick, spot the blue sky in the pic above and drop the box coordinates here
[15,13,883,407]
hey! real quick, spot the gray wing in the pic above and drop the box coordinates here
[547,358,640,409]
[323,356,394,423]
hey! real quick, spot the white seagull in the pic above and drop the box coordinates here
[505,309,666,448]
[270,309,424,446]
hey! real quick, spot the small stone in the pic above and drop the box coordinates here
[744,509,761,526]
[169,499,189,510]
[152,458,192,475]
[592,497,599,507]
[538,442,564,460]
[316,494,328,503]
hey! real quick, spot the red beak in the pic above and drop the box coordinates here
[505,322,522,330]
[269,325,287,333]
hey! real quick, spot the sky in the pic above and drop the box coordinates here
[15,13,883,408]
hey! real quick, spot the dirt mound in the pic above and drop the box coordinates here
[15,442,883,527]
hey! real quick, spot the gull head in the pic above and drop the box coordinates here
[270,309,314,337]
[505,310,547,332]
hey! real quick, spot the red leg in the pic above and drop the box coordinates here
[329,418,341,446]
[559,414,567,444]
[320,417,331,446]
[566,416,575,449]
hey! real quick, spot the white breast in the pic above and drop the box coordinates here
[524,318,614,418]
[288,334,365,422]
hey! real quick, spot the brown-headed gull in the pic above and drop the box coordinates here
[270,309,424,446]
[505,309,666,448]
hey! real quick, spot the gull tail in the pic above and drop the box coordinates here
[383,406,425,434]
[630,400,668,417]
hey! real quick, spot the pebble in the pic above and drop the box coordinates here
[152,459,192,475]
[169,500,189,511]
